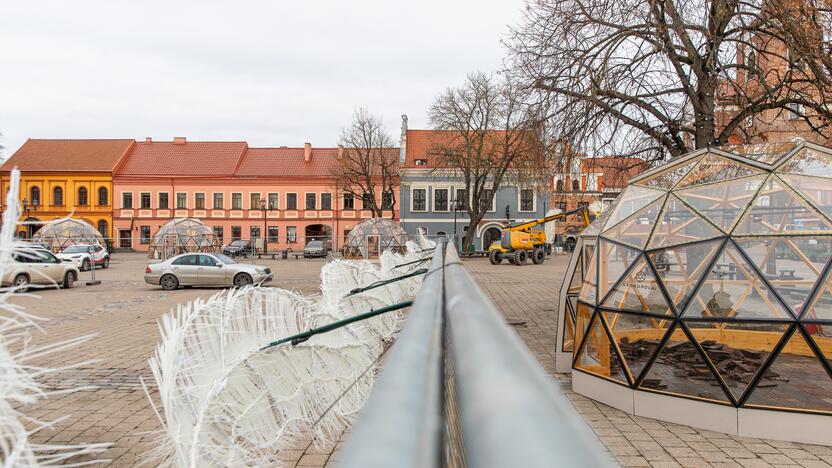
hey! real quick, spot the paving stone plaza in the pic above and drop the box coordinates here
[12,253,832,467]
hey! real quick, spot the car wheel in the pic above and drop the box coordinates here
[82,258,91,271]
[63,271,76,289]
[102,256,110,269]
[234,273,253,288]
[13,274,29,292]
[160,274,179,290]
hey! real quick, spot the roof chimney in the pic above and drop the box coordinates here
[399,114,408,163]
[145,137,152,143]
[337,144,344,160]
[173,136,187,145]
[304,142,312,162]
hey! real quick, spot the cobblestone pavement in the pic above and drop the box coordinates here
[10,253,832,467]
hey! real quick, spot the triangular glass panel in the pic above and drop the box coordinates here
[584,198,621,237]
[686,320,787,402]
[567,249,585,294]
[684,243,792,319]
[804,324,832,371]
[602,195,666,249]
[602,185,666,231]
[675,174,767,233]
[733,176,832,235]
[596,240,642,301]
[745,328,832,412]
[573,303,595,358]
[719,141,799,166]
[649,240,723,314]
[779,174,832,220]
[802,271,832,320]
[777,146,832,178]
[648,195,722,249]
[562,301,577,353]
[605,311,671,383]
[579,246,599,305]
[676,153,764,188]
[636,158,701,189]
[575,313,628,384]
[601,257,672,315]
[736,237,832,315]
[639,324,731,402]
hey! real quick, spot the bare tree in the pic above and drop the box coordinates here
[507,0,832,160]
[333,109,398,218]
[429,72,547,251]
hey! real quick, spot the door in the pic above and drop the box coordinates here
[31,249,63,284]
[198,255,226,285]
[119,230,132,249]
[171,254,200,284]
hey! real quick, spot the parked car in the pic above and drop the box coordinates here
[303,240,326,258]
[25,241,51,251]
[2,247,79,291]
[222,239,252,257]
[144,252,272,290]
[57,244,110,271]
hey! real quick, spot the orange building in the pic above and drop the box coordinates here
[0,139,134,240]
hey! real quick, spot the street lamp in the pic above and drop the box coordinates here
[259,198,269,254]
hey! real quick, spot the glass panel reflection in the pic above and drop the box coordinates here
[575,313,628,384]
[778,147,832,178]
[602,196,666,249]
[597,240,642,301]
[637,158,700,189]
[779,174,832,220]
[648,195,722,248]
[650,240,722,314]
[603,185,667,231]
[734,176,832,235]
[676,154,764,188]
[605,311,671,383]
[602,257,672,315]
[675,175,766,233]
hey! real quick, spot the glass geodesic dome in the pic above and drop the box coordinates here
[33,218,104,252]
[573,142,832,414]
[344,218,409,259]
[148,218,221,260]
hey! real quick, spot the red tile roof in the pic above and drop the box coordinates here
[235,147,340,177]
[584,157,648,189]
[0,139,135,172]
[116,140,248,177]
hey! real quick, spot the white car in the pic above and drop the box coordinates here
[2,247,80,291]
[57,244,110,271]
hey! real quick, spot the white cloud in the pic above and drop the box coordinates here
[0,0,523,156]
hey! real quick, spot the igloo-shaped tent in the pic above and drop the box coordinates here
[33,218,104,252]
[570,142,832,444]
[148,218,221,260]
[344,218,409,259]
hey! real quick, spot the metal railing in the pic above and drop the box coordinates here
[338,242,611,468]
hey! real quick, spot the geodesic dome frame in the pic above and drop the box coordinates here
[148,218,221,260]
[344,218,409,259]
[33,218,104,252]
[570,142,832,437]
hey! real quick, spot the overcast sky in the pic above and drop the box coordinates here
[0,0,525,157]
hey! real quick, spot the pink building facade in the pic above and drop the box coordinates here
[112,138,397,252]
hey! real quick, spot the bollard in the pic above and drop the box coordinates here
[86,245,101,286]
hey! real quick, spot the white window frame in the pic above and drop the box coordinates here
[286,192,298,210]
[304,192,318,210]
[479,188,496,212]
[249,192,262,210]
[158,191,170,209]
[121,191,133,209]
[433,187,450,212]
[517,188,537,213]
[231,192,243,210]
[176,192,188,209]
[194,192,206,210]
[267,192,279,210]
[411,188,428,212]
[139,192,151,209]
[320,192,333,210]
[212,192,224,210]
[586,173,599,192]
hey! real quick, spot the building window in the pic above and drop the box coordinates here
[555,179,564,192]
[362,193,373,210]
[382,191,393,210]
[30,187,41,206]
[140,192,151,209]
[97,220,108,237]
[306,193,317,210]
[555,201,567,211]
[434,188,449,211]
[787,100,804,120]
[77,187,88,206]
[213,226,224,243]
[455,188,468,210]
[321,193,332,210]
[159,193,169,209]
[250,226,261,240]
[140,226,151,244]
[268,193,278,210]
[287,193,297,210]
[176,192,187,209]
[194,193,205,210]
[122,192,133,209]
[415,159,427,165]
[97,187,107,206]
[250,193,261,210]
[287,226,297,243]
[343,193,354,210]
[213,193,223,209]
[572,180,580,191]
[586,174,598,191]
[268,226,279,242]
[412,189,427,211]
[232,193,243,210]
[520,189,534,212]
[53,187,63,206]
[231,226,242,240]
[479,189,494,212]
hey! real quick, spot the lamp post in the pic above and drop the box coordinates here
[259,198,269,254]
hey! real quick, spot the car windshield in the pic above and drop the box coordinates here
[306,241,322,248]
[63,245,92,253]
[211,253,237,265]
[230,240,248,247]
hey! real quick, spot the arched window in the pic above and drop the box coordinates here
[97,220,108,237]
[78,187,88,206]
[53,187,63,206]
[556,180,564,192]
[572,180,580,191]
[30,187,40,206]
[98,187,108,206]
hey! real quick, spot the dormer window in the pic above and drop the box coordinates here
[415,159,427,166]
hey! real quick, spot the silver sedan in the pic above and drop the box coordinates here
[144,252,272,290]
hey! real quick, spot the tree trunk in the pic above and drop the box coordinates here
[461,219,478,252]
